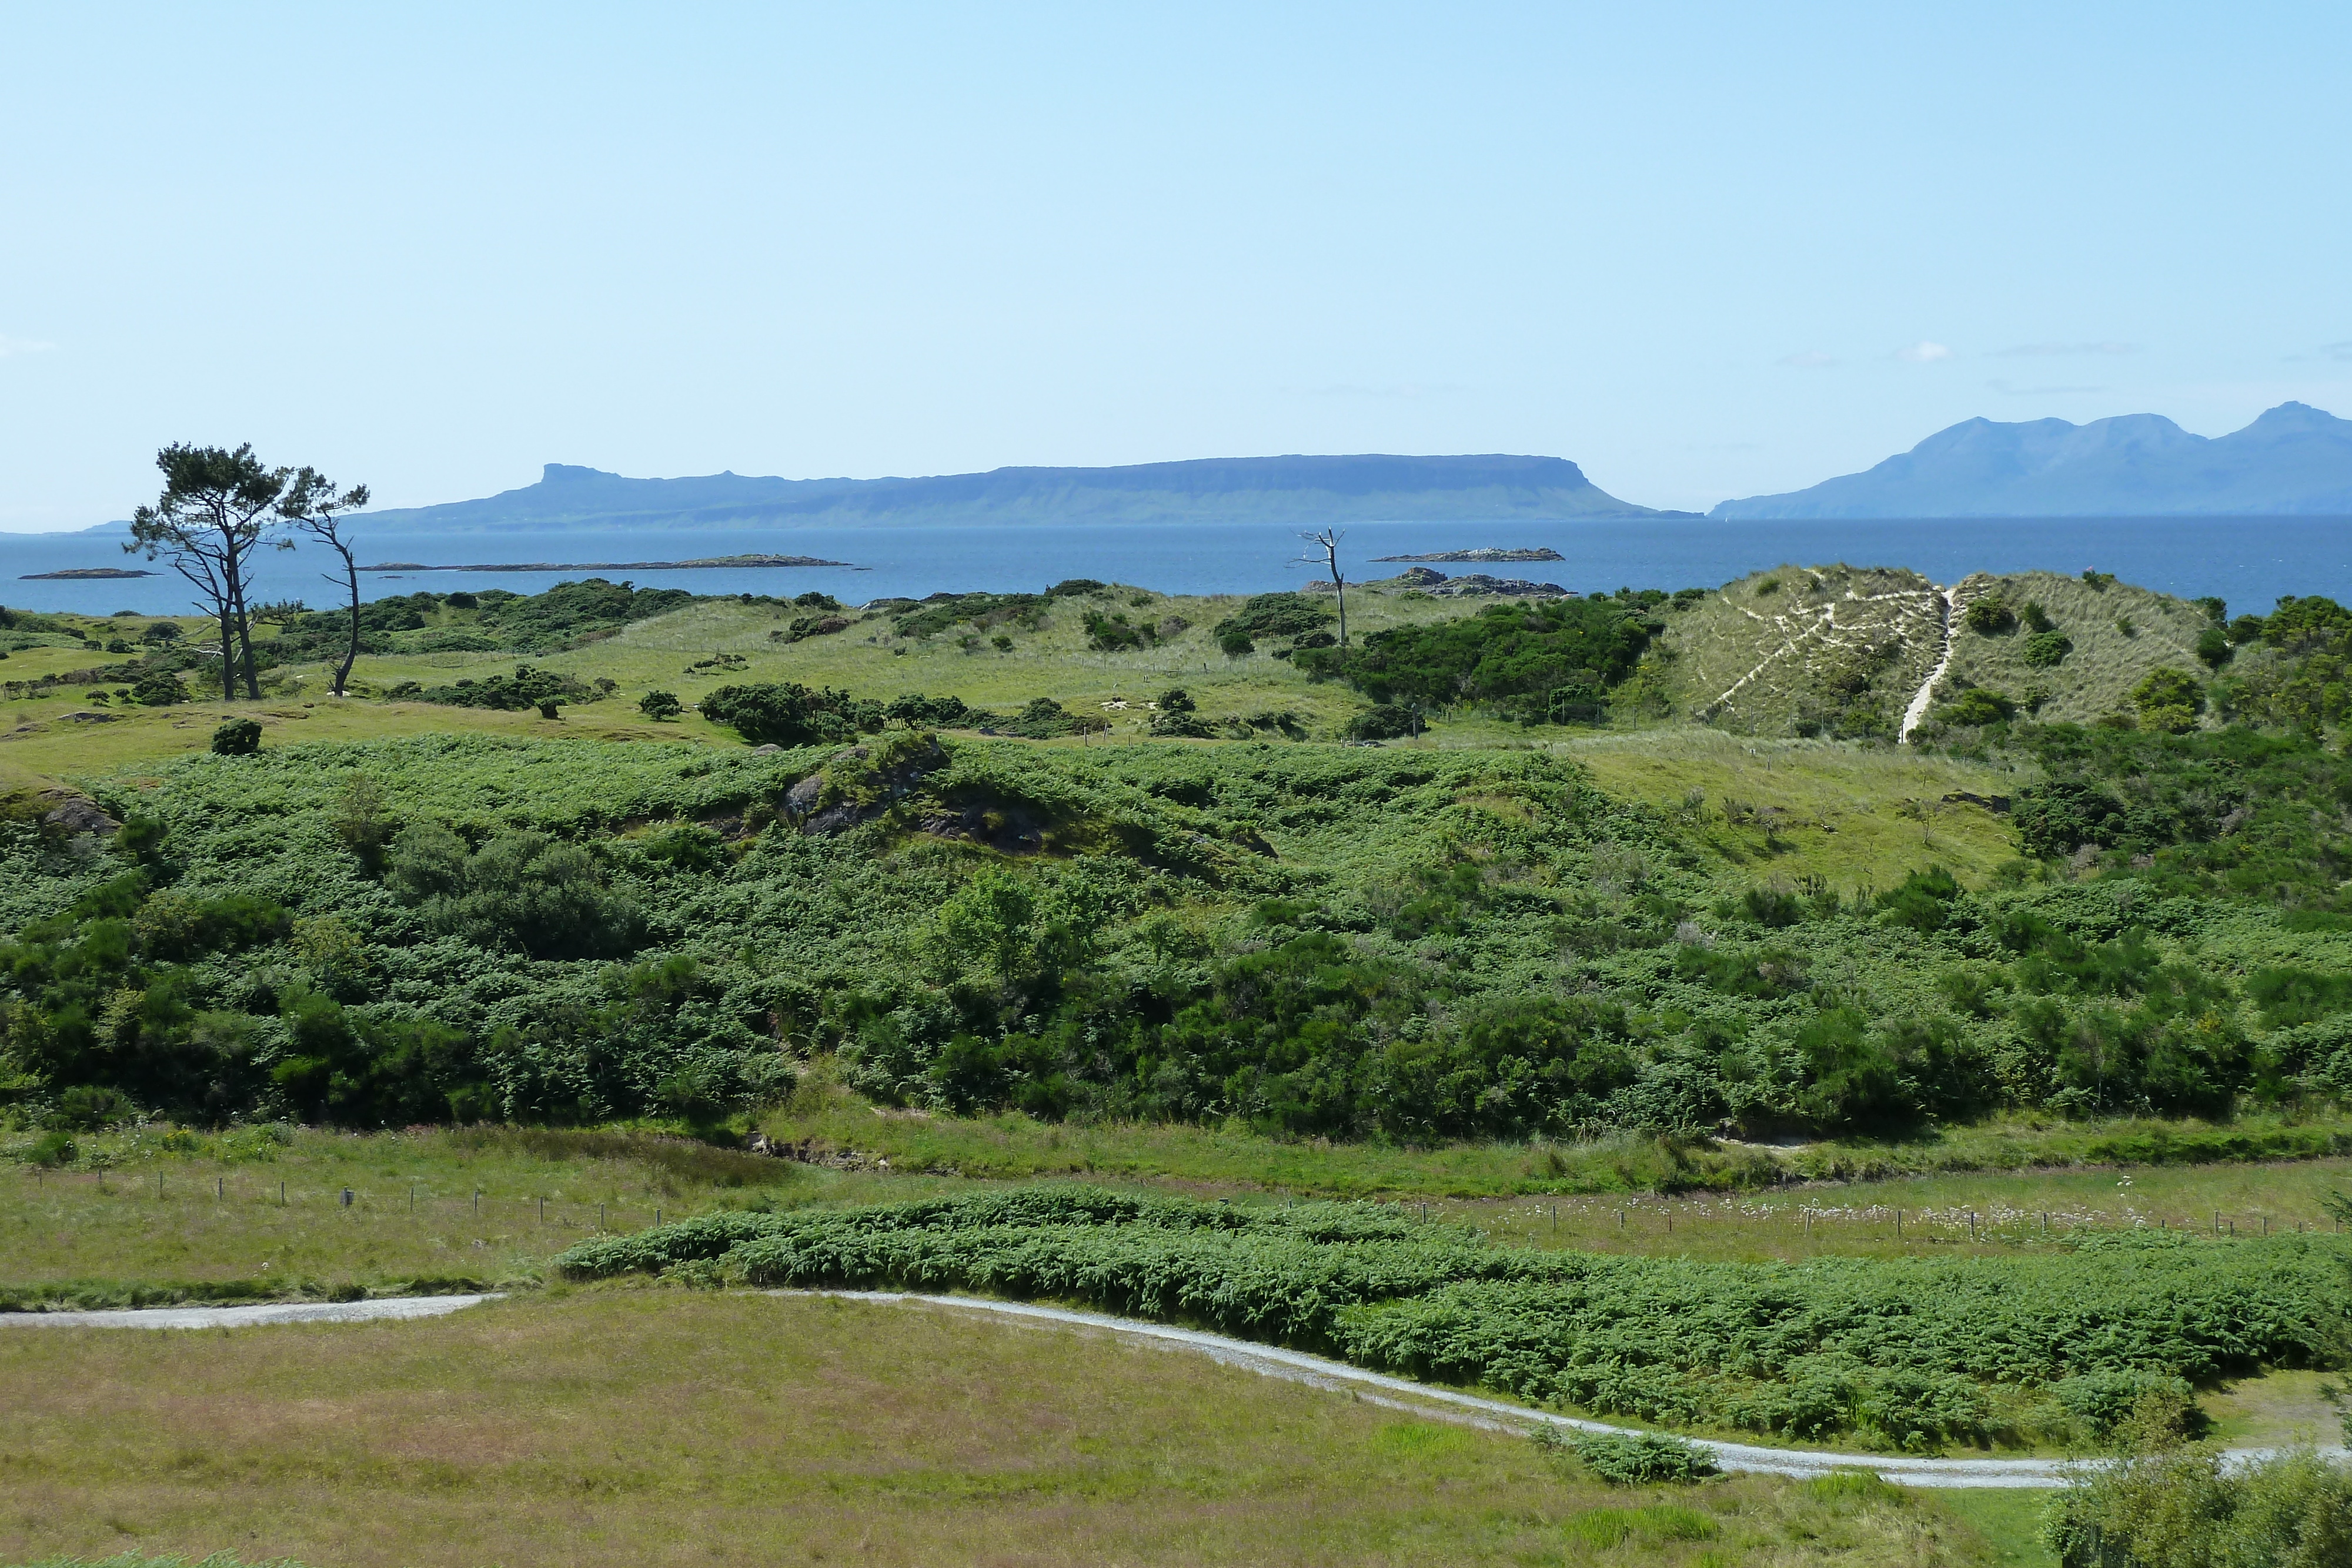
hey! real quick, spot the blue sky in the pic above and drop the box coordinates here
[2,2,2346,529]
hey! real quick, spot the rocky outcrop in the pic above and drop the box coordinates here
[1427,573,1572,598]
[37,790,119,837]
[787,738,948,836]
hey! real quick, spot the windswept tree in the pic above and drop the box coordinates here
[125,444,289,699]
[277,468,372,696]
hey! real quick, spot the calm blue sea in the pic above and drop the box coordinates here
[4,515,2345,618]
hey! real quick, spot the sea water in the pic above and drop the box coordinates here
[2,514,2344,617]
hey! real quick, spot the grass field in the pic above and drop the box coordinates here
[0,1126,952,1302]
[1,581,1473,783]
[0,1290,2027,1568]
[9,1113,2351,1301]
[12,1095,2346,1564]
[1549,726,2027,888]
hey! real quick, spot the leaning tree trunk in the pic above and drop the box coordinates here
[335,543,361,697]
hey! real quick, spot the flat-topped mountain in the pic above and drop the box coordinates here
[355,454,1681,532]
[1713,401,2352,517]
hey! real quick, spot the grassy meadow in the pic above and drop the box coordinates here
[9,1117,2351,1299]
[1,581,1474,784]
[0,1290,2020,1568]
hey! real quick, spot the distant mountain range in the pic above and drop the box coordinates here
[348,454,1681,532]
[1712,402,2352,518]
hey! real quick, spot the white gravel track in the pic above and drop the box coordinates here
[779,1289,2348,1490]
[11,1289,2341,1490]
[0,1293,497,1330]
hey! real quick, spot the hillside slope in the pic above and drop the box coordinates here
[359,454,1681,533]
[1935,570,2212,725]
[1654,564,2224,738]
[1713,402,2352,517]
[1655,564,1947,738]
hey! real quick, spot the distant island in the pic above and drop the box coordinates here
[1713,400,2352,518]
[358,553,858,573]
[347,454,1689,533]
[1372,547,1565,563]
[19,566,155,580]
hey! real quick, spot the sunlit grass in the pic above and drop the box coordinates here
[0,1290,2014,1568]
[1549,725,2028,888]
[0,1125,951,1302]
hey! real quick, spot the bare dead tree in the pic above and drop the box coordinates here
[1297,527,1348,647]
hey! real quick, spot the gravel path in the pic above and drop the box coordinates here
[13,1289,2341,1489]
[781,1289,2347,1490]
[0,1293,498,1330]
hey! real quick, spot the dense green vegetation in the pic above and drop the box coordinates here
[2049,1442,2352,1566]
[6,708,2352,1141]
[6,580,2352,1168]
[1299,589,1685,724]
[561,1184,2348,1452]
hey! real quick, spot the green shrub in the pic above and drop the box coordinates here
[1345,704,1417,740]
[1940,687,2015,726]
[1963,599,2017,635]
[51,1084,135,1131]
[419,663,589,711]
[2132,667,2204,734]
[1299,596,1663,724]
[2049,1445,2352,1567]
[210,718,263,756]
[131,670,186,705]
[1212,593,1331,642]
[2021,631,2074,667]
[1571,1432,1719,1486]
[697,682,880,743]
[2052,1369,2199,1438]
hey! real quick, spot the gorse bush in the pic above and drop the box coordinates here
[559,1186,2350,1453]
[418,663,592,711]
[1298,592,1672,725]
[699,681,883,745]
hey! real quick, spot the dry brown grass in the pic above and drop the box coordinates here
[0,1291,2013,1567]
